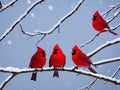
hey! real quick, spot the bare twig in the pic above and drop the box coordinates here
[79,78,97,90]
[20,24,41,37]
[107,10,120,23]
[35,34,47,45]
[0,0,45,41]
[102,3,120,18]
[88,38,120,58]
[80,33,101,48]
[0,0,18,12]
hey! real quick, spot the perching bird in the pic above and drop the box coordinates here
[49,44,66,78]
[71,45,97,73]
[92,11,118,35]
[29,46,46,81]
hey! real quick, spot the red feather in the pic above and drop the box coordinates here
[72,45,97,73]
[29,46,46,81]
[49,44,66,78]
[92,11,118,35]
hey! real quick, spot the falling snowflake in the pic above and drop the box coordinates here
[31,12,35,18]
[48,5,53,11]
[27,0,31,5]
[7,40,12,45]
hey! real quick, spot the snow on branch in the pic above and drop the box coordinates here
[0,67,120,85]
[20,0,86,44]
[0,57,120,90]
[0,0,18,12]
[0,0,45,42]
[88,38,120,57]
[0,74,16,90]
[94,57,120,66]
[80,65,120,90]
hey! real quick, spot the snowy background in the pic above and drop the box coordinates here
[0,0,120,90]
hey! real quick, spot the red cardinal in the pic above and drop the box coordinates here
[71,45,97,73]
[49,44,66,78]
[29,46,46,81]
[92,11,118,35]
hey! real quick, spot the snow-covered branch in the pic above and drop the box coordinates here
[20,0,86,44]
[88,38,120,57]
[79,66,120,90]
[94,57,120,66]
[0,74,16,90]
[0,57,120,90]
[0,67,120,85]
[0,0,18,12]
[0,0,45,42]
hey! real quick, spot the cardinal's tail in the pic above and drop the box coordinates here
[53,70,59,78]
[88,67,97,73]
[31,72,37,81]
[109,30,118,35]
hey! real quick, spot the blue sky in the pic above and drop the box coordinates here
[0,0,120,90]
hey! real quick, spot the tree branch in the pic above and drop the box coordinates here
[80,22,120,49]
[0,74,16,90]
[94,57,120,66]
[80,33,101,48]
[88,38,120,58]
[0,0,18,12]
[107,10,120,23]
[79,57,120,90]
[79,78,97,90]
[0,67,120,85]
[20,0,86,44]
[0,0,45,42]
[0,57,120,90]
[104,66,120,84]
[102,3,120,18]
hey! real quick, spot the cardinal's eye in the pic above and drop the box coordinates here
[72,50,76,55]
[93,16,97,21]
[73,50,76,53]
[53,49,58,54]
[41,51,46,57]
